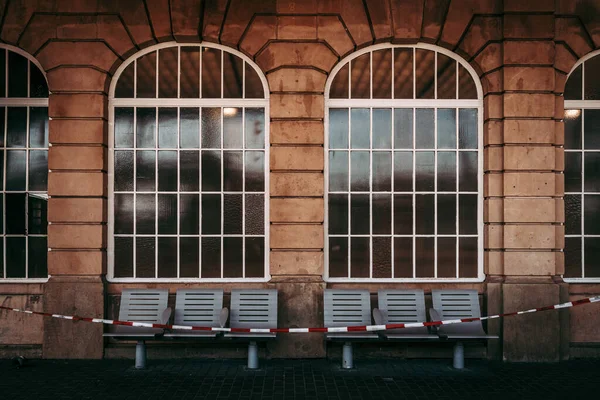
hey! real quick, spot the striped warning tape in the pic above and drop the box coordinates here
[1,295,599,334]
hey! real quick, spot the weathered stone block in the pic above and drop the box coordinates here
[48,251,105,275]
[504,172,556,196]
[503,225,556,249]
[270,172,324,197]
[270,94,324,119]
[47,67,109,93]
[503,252,556,275]
[277,16,317,39]
[49,93,108,119]
[504,146,555,170]
[271,225,323,249]
[504,119,555,144]
[504,41,554,65]
[504,67,555,91]
[504,14,554,39]
[270,251,324,276]
[267,68,327,93]
[48,172,106,197]
[504,198,556,223]
[504,93,555,118]
[49,146,105,170]
[271,120,324,144]
[49,119,107,145]
[48,198,105,223]
[270,147,324,171]
[271,198,324,223]
[0,294,44,345]
[256,42,337,73]
[48,225,105,249]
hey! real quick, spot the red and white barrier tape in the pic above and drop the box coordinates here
[1,296,599,334]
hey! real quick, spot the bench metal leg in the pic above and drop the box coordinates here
[247,341,259,369]
[453,341,464,369]
[135,340,147,369]
[342,342,353,369]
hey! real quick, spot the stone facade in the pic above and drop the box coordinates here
[0,0,599,362]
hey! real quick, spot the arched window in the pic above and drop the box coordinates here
[563,52,600,281]
[325,44,483,281]
[109,43,269,281]
[0,45,49,281]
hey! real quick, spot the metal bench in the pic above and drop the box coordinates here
[164,289,228,339]
[223,289,277,369]
[324,289,378,369]
[103,289,171,369]
[373,289,438,340]
[430,289,499,369]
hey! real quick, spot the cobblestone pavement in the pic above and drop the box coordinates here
[1,358,598,400]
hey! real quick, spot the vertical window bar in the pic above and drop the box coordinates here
[370,51,373,100]
[369,107,373,278]
[155,106,158,278]
[433,107,438,278]
[133,60,137,99]
[220,106,224,278]
[3,105,6,278]
[5,50,8,97]
[177,46,181,99]
[455,60,459,100]
[133,106,137,278]
[347,107,352,277]
[25,106,30,278]
[455,107,459,278]
[242,107,246,277]
[198,107,202,278]
[242,61,246,99]
[221,50,224,98]
[412,48,416,99]
[581,109,585,278]
[176,107,180,278]
[434,51,437,100]
[155,51,159,98]
[412,107,416,278]
[199,47,203,99]
[391,49,395,100]
[349,60,352,99]
[391,107,395,278]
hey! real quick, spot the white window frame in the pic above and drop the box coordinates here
[564,49,600,283]
[0,44,49,283]
[107,42,270,283]
[324,43,484,282]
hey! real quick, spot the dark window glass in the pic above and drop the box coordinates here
[394,151,412,192]
[351,194,369,234]
[158,47,178,98]
[245,151,264,192]
[585,238,600,277]
[6,150,26,191]
[329,237,348,277]
[223,52,243,98]
[158,108,178,148]
[8,52,27,98]
[564,237,582,278]
[394,237,413,278]
[372,237,392,278]
[245,194,264,235]
[438,152,456,191]
[28,195,47,235]
[372,49,392,99]
[245,237,265,278]
[115,152,135,193]
[6,194,26,234]
[437,237,456,277]
[459,194,478,234]
[458,64,477,99]
[350,237,370,278]
[179,151,200,191]
[459,152,478,192]
[564,109,582,150]
[201,237,221,278]
[330,63,349,99]
[6,237,26,278]
[459,237,478,278]
[29,151,48,192]
[180,47,200,98]
[564,64,582,101]
[372,152,392,192]
[0,49,5,97]
[115,62,135,98]
[584,57,600,100]
[415,152,434,191]
[180,237,200,277]
[372,194,391,234]
[416,194,434,234]
[224,194,242,234]
[202,48,221,98]
[415,49,434,99]
[158,151,177,191]
[202,194,221,234]
[351,53,370,99]
[223,237,243,278]
[7,107,27,147]
[394,194,412,235]
[29,62,48,98]
[157,237,177,277]
[157,194,177,234]
[415,237,434,277]
[223,151,243,191]
[584,195,600,235]
[114,194,134,234]
[114,237,133,278]
[136,51,157,98]
[29,107,49,148]
[137,108,156,148]
[28,236,47,278]
[437,194,456,234]
[114,108,134,148]
[245,62,264,99]
[328,194,348,234]
[202,150,221,191]
[394,48,413,99]
[584,109,600,149]
[179,194,200,235]
[564,194,581,235]
[564,152,582,193]
[135,150,155,191]
[584,153,600,192]
[136,194,155,234]
[136,237,156,278]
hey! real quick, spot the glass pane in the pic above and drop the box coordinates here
[584,153,600,192]
[459,109,478,149]
[27,195,47,235]
[584,109,600,149]
[245,62,264,99]
[29,150,48,191]
[564,194,581,235]
[564,237,582,278]
[158,151,177,191]
[459,237,478,278]
[373,236,392,278]
[351,108,369,149]
[136,237,156,278]
[330,63,349,99]
[394,237,413,278]
[564,109,582,150]
[6,194,26,234]
[180,237,200,278]
[438,108,456,149]
[158,108,177,148]
[458,64,477,99]
[115,62,134,98]
[6,150,26,190]
[415,49,434,99]
[416,194,434,234]
[584,194,600,235]
[158,47,178,98]
[584,238,600,277]
[223,107,242,148]
[180,108,200,149]
[350,237,370,278]
[394,108,413,149]
[7,107,27,147]
[245,237,265,278]
[415,237,434,277]
[180,47,200,98]
[201,107,221,148]
[459,152,478,192]
[245,108,265,149]
[0,50,4,96]
[29,107,48,148]
[224,194,242,234]
[437,194,456,234]
[0,152,3,190]
[180,194,199,235]
[202,151,221,191]
[437,237,456,278]
[373,109,392,148]
[223,237,243,278]
[351,53,370,99]
[329,108,349,149]
[136,150,155,191]
[245,194,264,235]
[372,152,392,192]
[328,237,348,277]
[202,194,221,234]
[415,152,434,191]
[136,108,156,148]
[157,194,177,234]
[30,62,48,98]
[437,152,456,191]
[136,51,157,98]
[157,237,177,277]
[202,48,221,98]
[0,194,3,234]
[564,64,582,100]
[437,54,456,99]
[584,56,600,100]
[328,194,348,234]
[223,52,243,98]
[372,194,391,234]
[115,107,134,148]
[201,237,221,278]
[179,151,200,191]
[115,150,134,191]
[114,237,133,278]
[136,194,155,234]
[6,237,26,278]
[0,108,4,146]
[245,151,264,191]
[565,152,582,193]
[394,48,413,99]
[8,52,27,98]
[350,194,369,234]
[394,194,412,235]
[372,49,392,99]
[351,152,369,191]
[224,151,243,191]
[459,194,478,234]
[329,151,348,192]
[394,152,412,191]
[415,108,434,149]
[27,237,48,278]
[114,194,134,234]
